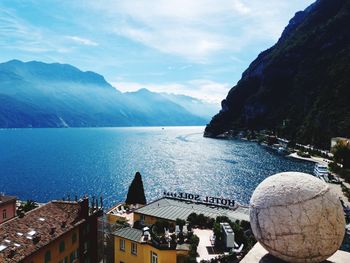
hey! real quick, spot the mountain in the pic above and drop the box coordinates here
[205,0,350,149]
[123,88,216,126]
[0,60,213,127]
[160,93,219,120]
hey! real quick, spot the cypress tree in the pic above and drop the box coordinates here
[125,172,147,205]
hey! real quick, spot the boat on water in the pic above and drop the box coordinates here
[313,163,329,182]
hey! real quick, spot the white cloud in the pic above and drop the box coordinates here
[111,79,231,103]
[66,36,98,46]
[87,0,314,62]
[0,7,72,54]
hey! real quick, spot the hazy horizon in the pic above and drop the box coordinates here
[0,0,314,102]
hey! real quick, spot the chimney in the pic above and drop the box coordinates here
[50,227,56,235]
[7,248,16,258]
[78,197,89,219]
[33,234,41,244]
[18,210,25,218]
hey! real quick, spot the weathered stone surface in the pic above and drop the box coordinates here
[250,172,345,263]
[241,243,350,263]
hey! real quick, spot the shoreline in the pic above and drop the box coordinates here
[287,153,350,206]
[287,152,329,165]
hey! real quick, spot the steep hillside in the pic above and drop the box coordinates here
[205,0,350,149]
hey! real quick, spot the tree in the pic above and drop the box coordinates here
[332,142,350,169]
[187,213,198,226]
[176,218,186,231]
[125,172,147,205]
[18,200,38,213]
[153,219,170,235]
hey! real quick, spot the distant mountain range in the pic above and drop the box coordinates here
[0,60,218,128]
[205,0,350,149]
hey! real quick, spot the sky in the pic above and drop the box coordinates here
[0,0,315,103]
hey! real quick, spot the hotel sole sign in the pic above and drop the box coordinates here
[163,191,235,207]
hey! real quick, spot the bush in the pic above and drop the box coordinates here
[329,161,341,173]
[153,219,170,235]
[187,213,198,227]
[333,142,350,169]
[184,234,200,263]
[176,218,186,231]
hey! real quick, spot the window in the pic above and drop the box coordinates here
[44,250,51,263]
[72,232,77,243]
[83,241,88,253]
[151,251,158,263]
[119,239,125,251]
[131,242,137,255]
[140,214,146,221]
[70,252,75,263]
[59,240,65,253]
[2,209,6,219]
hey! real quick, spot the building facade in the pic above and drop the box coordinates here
[0,197,102,263]
[0,195,16,224]
[113,227,180,263]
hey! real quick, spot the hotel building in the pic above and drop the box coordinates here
[113,227,189,263]
[108,194,250,263]
[133,196,249,226]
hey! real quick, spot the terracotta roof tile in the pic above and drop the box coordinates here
[0,201,84,263]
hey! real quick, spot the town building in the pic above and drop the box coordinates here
[0,195,16,224]
[0,197,102,263]
[133,196,249,226]
[113,226,189,263]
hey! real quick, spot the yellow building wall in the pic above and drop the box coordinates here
[107,213,127,225]
[133,213,175,226]
[23,227,79,263]
[114,236,177,263]
[114,236,143,263]
[142,244,177,263]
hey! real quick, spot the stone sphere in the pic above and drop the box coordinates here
[249,172,345,263]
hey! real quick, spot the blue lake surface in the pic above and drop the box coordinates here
[0,126,314,207]
[2,126,350,252]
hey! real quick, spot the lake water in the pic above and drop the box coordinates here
[0,126,314,207]
[2,126,350,251]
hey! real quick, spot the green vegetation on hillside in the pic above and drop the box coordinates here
[205,0,350,149]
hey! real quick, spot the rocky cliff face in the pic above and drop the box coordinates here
[205,0,350,149]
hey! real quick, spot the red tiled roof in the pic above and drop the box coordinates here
[0,201,85,263]
[0,196,16,206]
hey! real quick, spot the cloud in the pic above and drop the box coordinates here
[0,7,70,54]
[66,36,98,46]
[87,0,314,62]
[111,79,231,103]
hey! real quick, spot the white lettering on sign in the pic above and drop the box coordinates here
[163,191,235,207]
